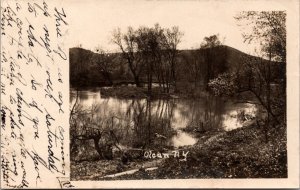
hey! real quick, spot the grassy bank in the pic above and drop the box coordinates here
[71,120,287,180]
[100,121,287,179]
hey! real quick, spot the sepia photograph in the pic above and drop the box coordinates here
[1,0,299,188]
[69,1,287,181]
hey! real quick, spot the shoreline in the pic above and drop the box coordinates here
[99,86,212,99]
[71,119,287,180]
[70,86,286,180]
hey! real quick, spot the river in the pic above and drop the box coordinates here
[70,87,257,150]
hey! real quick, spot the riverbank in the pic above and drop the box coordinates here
[100,85,210,99]
[71,119,287,180]
[111,121,287,179]
[160,122,286,178]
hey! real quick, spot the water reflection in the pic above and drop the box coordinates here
[70,88,257,148]
[171,130,197,147]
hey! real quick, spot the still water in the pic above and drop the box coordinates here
[70,88,257,148]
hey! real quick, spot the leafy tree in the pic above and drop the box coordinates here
[236,11,286,128]
[208,72,238,96]
[235,11,286,62]
[200,34,221,49]
[209,11,286,142]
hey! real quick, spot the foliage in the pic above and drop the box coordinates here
[207,11,287,144]
[208,72,238,96]
[235,11,286,62]
[200,34,222,49]
[70,14,287,181]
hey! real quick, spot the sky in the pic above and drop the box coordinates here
[66,0,287,55]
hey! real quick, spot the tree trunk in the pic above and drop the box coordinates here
[205,50,211,90]
[133,75,141,87]
[265,46,272,143]
[171,56,177,91]
[102,71,113,86]
[93,136,103,159]
[147,100,152,145]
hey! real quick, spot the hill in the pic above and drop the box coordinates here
[69,45,285,88]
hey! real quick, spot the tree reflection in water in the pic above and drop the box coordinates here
[70,89,257,160]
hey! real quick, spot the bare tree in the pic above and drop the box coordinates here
[136,24,169,95]
[112,27,143,87]
[112,24,183,95]
[200,34,222,88]
[181,49,204,89]
[90,48,116,85]
[161,26,184,91]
